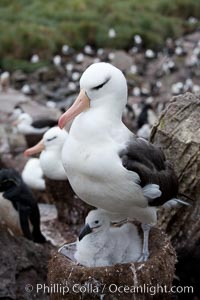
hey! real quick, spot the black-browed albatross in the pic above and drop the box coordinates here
[58,62,179,261]
[12,105,58,135]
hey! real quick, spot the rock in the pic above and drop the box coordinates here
[39,82,77,103]
[7,129,27,154]
[193,68,200,78]
[0,89,30,113]
[56,94,78,110]
[75,56,96,72]
[0,157,6,168]
[150,92,200,252]
[183,31,200,44]
[0,224,50,300]
[174,243,200,299]
[0,88,60,122]
[53,87,76,100]
[0,125,11,152]
[150,92,200,299]
[111,51,133,71]
[48,227,176,300]
[40,86,61,101]
[33,67,60,82]
[1,153,27,173]
[20,101,60,120]
[12,70,27,83]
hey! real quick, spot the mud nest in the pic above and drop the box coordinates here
[45,177,93,225]
[25,133,44,148]
[48,227,176,300]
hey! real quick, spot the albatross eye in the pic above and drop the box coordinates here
[92,82,106,90]
[94,220,99,224]
[47,136,57,142]
[91,77,111,91]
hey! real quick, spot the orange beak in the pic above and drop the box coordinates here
[58,89,90,129]
[24,139,45,157]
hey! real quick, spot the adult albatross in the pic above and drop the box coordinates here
[58,62,178,261]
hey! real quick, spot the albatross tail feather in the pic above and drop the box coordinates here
[142,184,162,199]
[162,198,191,209]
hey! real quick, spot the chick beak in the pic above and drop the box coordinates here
[24,139,45,157]
[78,223,92,241]
[58,89,90,129]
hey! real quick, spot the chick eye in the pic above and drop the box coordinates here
[92,77,111,90]
[47,136,57,142]
[94,220,99,224]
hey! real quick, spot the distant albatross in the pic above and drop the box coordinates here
[12,105,58,135]
[58,62,179,261]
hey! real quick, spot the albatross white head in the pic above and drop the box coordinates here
[24,127,68,180]
[58,62,128,128]
[79,209,110,241]
[24,127,67,156]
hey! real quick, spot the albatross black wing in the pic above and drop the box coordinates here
[119,137,178,206]
[31,119,57,129]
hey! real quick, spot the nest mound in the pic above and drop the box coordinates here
[25,133,44,148]
[48,227,176,300]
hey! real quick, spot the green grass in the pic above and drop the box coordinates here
[0,0,199,71]
[0,57,50,73]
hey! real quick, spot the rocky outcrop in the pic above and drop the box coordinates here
[0,224,50,300]
[150,92,200,299]
[151,92,200,253]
